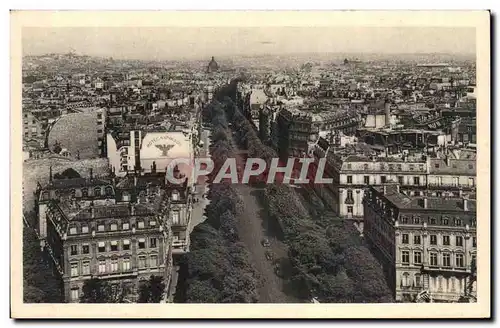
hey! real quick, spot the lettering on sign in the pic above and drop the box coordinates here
[146,135,182,148]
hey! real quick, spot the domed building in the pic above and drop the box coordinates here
[207,56,219,73]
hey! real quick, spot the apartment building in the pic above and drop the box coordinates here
[363,185,477,302]
[33,168,184,303]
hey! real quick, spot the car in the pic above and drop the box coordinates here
[265,250,274,261]
[261,238,270,247]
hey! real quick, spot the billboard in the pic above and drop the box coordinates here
[140,132,193,176]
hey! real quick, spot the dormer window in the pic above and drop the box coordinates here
[94,187,101,197]
[172,191,179,201]
[69,227,77,235]
[138,221,145,229]
[105,186,113,196]
[82,188,88,198]
[70,189,76,198]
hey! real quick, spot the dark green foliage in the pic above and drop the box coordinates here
[79,278,132,303]
[23,227,64,303]
[138,275,165,303]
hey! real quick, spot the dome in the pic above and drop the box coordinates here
[207,56,219,73]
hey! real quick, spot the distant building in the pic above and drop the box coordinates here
[363,185,477,302]
[207,56,219,74]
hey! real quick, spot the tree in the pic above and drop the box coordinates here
[79,278,110,303]
[53,168,82,179]
[138,275,165,303]
[52,141,62,154]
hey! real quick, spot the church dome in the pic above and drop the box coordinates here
[207,56,219,73]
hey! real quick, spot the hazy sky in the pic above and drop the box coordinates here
[22,27,476,60]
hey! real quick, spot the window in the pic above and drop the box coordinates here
[71,289,79,302]
[82,188,88,197]
[442,218,449,225]
[434,163,440,168]
[98,224,105,232]
[413,217,420,224]
[98,242,106,253]
[150,255,158,268]
[414,191,420,196]
[172,192,179,201]
[381,176,387,184]
[347,190,353,200]
[415,274,422,287]
[150,238,157,248]
[453,177,459,186]
[70,245,78,256]
[402,234,409,244]
[443,253,451,267]
[94,187,101,197]
[430,218,437,225]
[82,244,90,254]
[110,223,118,231]
[347,206,353,214]
[473,237,477,247]
[111,259,119,272]
[398,176,404,185]
[364,176,370,184]
[122,222,130,230]
[149,220,156,227]
[413,177,420,185]
[430,252,438,266]
[71,263,79,277]
[347,175,353,184]
[139,257,147,268]
[414,235,421,244]
[456,254,464,267]
[468,177,475,186]
[402,273,410,287]
[430,235,437,245]
[138,221,145,229]
[402,251,410,264]
[443,235,450,246]
[105,186,113,196]
[456,236,463,247]
[97,113,102,119]
[82,225,89,233]
[82,261,90,275]
[69,227,77,235]
[455,219,462,226]
[123,239,130,251]
[122,258,131,271]
[110,241,118,252]
[138,238,146,249]
[414,251,422,264]
[172,212,180,225]
[98,260,106,273]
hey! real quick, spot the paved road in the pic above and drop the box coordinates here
[230,134,299,303]
[189,129,211,234]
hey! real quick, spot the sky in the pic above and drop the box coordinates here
[22,27,476,60]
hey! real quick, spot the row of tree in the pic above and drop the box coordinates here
[219,84,393,303]
[177,92,259,303]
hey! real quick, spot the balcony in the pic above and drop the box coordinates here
[427,183,475,190]
[95,269,138,279]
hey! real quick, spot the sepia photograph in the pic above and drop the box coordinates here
[10,10,491,319]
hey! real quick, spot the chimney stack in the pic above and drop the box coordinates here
[420,197,428,209]
[463,197,469,211]
[89,168,93,180]
[90,204,95,218]
[384,99,391,127]
[383,185,387,195]
[134,175,138,187]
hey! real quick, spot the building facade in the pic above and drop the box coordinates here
[363,185,477,302]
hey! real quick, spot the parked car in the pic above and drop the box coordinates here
[261,238,270,247]
[265,250,274,261]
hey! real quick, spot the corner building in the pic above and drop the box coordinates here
[363,185,477,302]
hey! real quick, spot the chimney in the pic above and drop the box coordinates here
[446,155,451,167]
[384,99,391,127]
[396,185,400,194]
[382,185,387,195]
[420,197,428,209]
[49,166,53,183]
[463,197,469,211]
[134,175,138,187]
[130,204,136,216]
[90,204,95,219]
[89,168,93,180]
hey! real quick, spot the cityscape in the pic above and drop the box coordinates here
[21,26,478,306]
